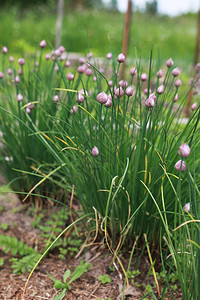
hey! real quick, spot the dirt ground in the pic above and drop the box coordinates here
[0,174,182,300]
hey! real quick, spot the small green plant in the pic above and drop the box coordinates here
[0,258,4,266]
[127,269,141,283]
[48,260,92,300]
[0,222,8,230]
[98,274,112,284]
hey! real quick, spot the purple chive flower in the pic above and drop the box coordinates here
[125,86,134,97]
[178,143,191,158]
[54,64,59,72]
[79,57,86,64]
[141,73,147,81]
[39,40,47,48]
[70,109,74,114]
[18,58,25,66]
[119,80,128,88]
[108,80,113,87]
[45,54,51,60]
[144,88,151,95]
[105,94,112,107]
[130,67,137,76]
[174,93,178,102]
[166,58,174,68]
[175,160,186,172]
[87,52,93,59]
[26,107,31,114]
[114,86,124,98]
[0,72,4,79]
[76,89,88,103]
[18,68,23,75]
[9,56,14,62]
[66,73,74,81]
[27,102,35,110]
[93,76,97,82]
[117,53,125,63]
[92,146,99,156]
[65,60,70,67]
[15,76,20,83]
[97,91,108,104]
[175,79,182,87]
[73,105,78,113]
[172,67,180,77]
[2,46,8,54]
[157,84,164,94]
[85,68,92,76]
[106,52,112,60]
[183,203,190,213]
[54,49,61,57]
[77,65,86,73]
[191,102,197,111]
[17,93,23,102]
[59,45,65,53]
[7,68,12,75]
[53,95,59,102]
[145,93,156,108]
[156,69,163,78]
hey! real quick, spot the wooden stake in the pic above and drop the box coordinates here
[55,0,64,49]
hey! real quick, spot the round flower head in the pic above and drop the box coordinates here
[39,40,46,48]
[93,76,97,82]
[9,56,14,62]
[27,102,35,110]
[18,58,25,66]
[59,45,65,53]
[73,105,78,113]
[85,68,92,76]
[191,102,197,111]
[15,76,20,83]
[76,89,88,103]
[18,68,23,75]
[2,46,8,54]
[166,58,174,68]
[7,68,12,75]
[145,93,156,108]
[172,67,180,77]
[130,67,137,76]
[87,52,93,59]
[79,57,86,64]
[144,88,151,95]
[114,86,124,98]
[106,52,112,60]
[26,107,31,114]
[65,60,70,67]
[157,84,164,94]
[54,49,61,57]
[17,93,23,102]
[125,86,134,97]
[117,53,125,63]
[54,64,59,72]
[174,93,178,102]
[108,80,113,87]
[183,203,190,213]
[77,65,86,73]
[66,73,74,81]
[97,91,108,104]
[156,69,163,78]
[175,160,186,172]
[0,72,4,79]
[141,73,147,81]
[92,146,99,156]
[175,79,182,87]
[178,143,191,158]
[45,54,51,60]
[53,95,59,102]
[119,80,128,88]
[105,94,112,108]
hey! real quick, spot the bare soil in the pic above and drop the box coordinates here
[0,175,182,300]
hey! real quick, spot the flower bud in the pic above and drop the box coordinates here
[175,160,186,172]
[130,66,137,76]
[7,68,12,75]
[97,91,108,104]
[15,76,20,83]
[0,72,4,79]
[144,88,151,95]
[65,60,70,67]
[166,58,174,68]
[87,52,93,59]
[141,73,147,81]
[59,45,65,53]
[77,65,86,73]
[93,76,97,82]
[191,102,197,111]
[105,94,112,107]
[106,52,112,60]
[114,86,124,98]
[79,57,86,64]
[26,107,31,114]
[18,58,25,66]
[76,89,88,103]
[117,53,125,63]
[178,143,191,158]
[172,67,180,77]
[9,56,14,62]
[125,86,134,97]
[119,80,128,88]
[66,73,74,81]
[54,49,61,57]
[157,84,164,94]
[92,146,99,156]
[18,68,23,75]
[175,79,182,87]
[2,46,8,54]
[73,105,78,113]
[45,54,51,60]
[53,95,59,102]
[39,40,46,48]
[145,93,155,108]
[183,203,190,213]
[108,80,113,87]
[17,93,23,102]
[156,69,163,78]
[85,68,92,76]
[174,93,178,102]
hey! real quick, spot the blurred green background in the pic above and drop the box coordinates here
[0,0,199,68]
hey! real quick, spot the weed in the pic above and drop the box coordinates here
[98,274,112,284]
